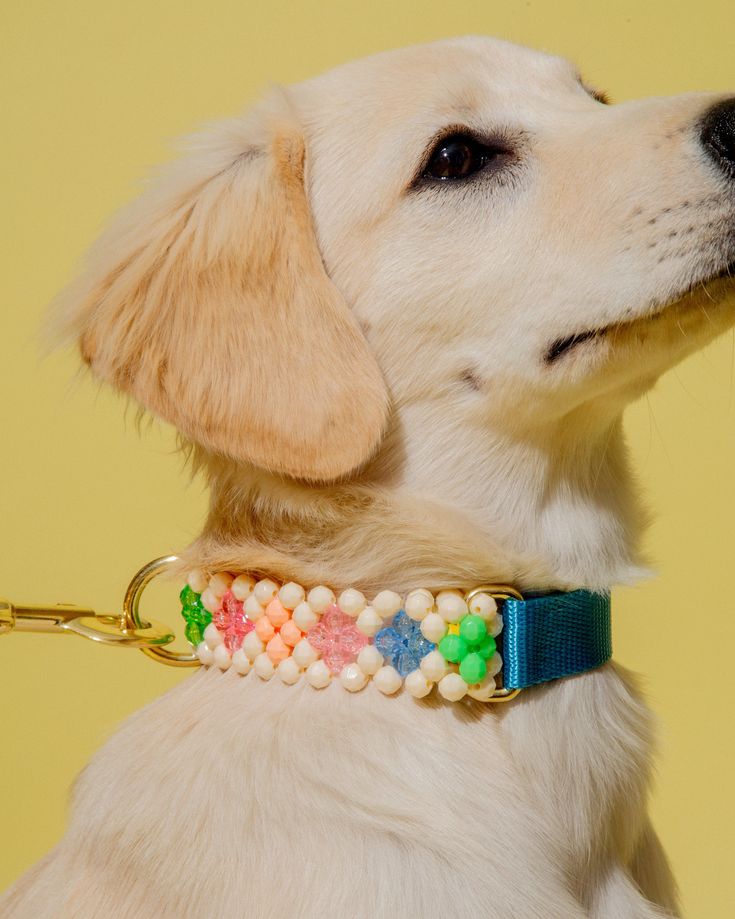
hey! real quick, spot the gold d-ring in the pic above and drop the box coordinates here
[465,584,523,702]
[123,555,201,668]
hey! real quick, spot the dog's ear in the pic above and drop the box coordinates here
[52,89,388,481]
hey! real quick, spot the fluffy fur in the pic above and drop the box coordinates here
[4,35,735,918]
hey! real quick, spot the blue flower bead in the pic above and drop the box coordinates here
[374,611,436,677]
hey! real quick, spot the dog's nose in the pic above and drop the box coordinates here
[701,98,735,175]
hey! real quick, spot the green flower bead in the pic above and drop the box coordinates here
[459,614,487,644]
[179,585,199,607]
[185,620,204,647]
[179,585,211,647]
[439,612,499,685]
[459,652,487,685]
[438,633,468,663]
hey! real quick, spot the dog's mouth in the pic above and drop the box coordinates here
[544,262,735,365]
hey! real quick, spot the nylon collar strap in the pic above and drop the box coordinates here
[180,571,612,702]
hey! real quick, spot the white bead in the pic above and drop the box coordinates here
[279,581,305,610]
[208,572,233,597]
[356,644,383,676]
[373,665,403,695]
[488,613,504,638]
[277,657,301,685]
[213,643,231,671]
[187,569,208,593]
[420,649,449,682]
[340,662,368,692]
[487,652,503,678]
[420,613,447,644]
[338,588,366,617]
[307,585,335,612]
[244,594,265,621]
[200,588,220,614]
[196,642,214,666]
[467,674,497,701]
[242,631,265,661]
[292,638,318,669]
[231,649,251,675]
[405,588,434,621]
[467,592,498,621]
[231,574,256,601]
[292,601,318,632]
[254,652,275,680]
[436,590,467,623]
[356,606,382,637]
[203,622,223,648]
[253,578,279,605]
[372,590,403,618]
[437,672,468,701]
[405,669,433,698]
[306,660,331,689]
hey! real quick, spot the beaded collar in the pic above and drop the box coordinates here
[180,571,612,702]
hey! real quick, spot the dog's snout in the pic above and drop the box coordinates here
[701,98,735,176]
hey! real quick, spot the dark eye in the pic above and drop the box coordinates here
[423,133,507,181]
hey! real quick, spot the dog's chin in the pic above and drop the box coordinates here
[545,264,735,367]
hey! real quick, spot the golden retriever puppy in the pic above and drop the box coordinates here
[3,35,734,919]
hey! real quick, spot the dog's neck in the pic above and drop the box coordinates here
[382,398,648,590]
[186,401,647,594]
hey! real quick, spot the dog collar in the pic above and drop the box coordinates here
[180,572,611,701]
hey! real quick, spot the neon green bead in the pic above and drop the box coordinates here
[459,652,487,684]
[185,620,204,646]
[459,614,488,644]
[179,584,210,638]
[179,585,199,607]
[438,633,468,663]
[477,634,497,660]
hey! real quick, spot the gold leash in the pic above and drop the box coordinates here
[0,555,200,667]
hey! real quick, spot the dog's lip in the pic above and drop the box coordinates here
[544,262,735,365]
[545,329,601,363]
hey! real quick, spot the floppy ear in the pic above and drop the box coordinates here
[52,89,388,481]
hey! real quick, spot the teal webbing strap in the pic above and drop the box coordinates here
[501,589,612,690]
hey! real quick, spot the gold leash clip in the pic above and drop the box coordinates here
[0,555,199,667]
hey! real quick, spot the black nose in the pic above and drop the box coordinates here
[701,98,735,175]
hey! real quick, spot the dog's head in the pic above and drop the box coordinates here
[56,36,735,482]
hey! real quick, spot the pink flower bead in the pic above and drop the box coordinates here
[306,603,369,674]
[212,590,254,653]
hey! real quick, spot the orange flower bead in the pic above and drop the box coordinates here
[266,633,290,664]
[255,616,275,642]
[265,597,290,628]
[280,619,302,647]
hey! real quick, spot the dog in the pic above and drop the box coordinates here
[3,34,734,919]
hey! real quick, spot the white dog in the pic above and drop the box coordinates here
[3,35,734,919]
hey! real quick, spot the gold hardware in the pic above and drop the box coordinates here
[0,598,175,648]
[0,555,199,666]
[465,584,523,702]
[122,555,200,668]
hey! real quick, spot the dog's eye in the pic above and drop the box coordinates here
[423,134,507,181]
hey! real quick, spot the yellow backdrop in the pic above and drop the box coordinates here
[2,2,733,915]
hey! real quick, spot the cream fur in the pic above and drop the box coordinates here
[4,34,735,918]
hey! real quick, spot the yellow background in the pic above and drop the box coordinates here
[2,1,734,915]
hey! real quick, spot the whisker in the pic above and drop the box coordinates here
[700,281,716,305]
